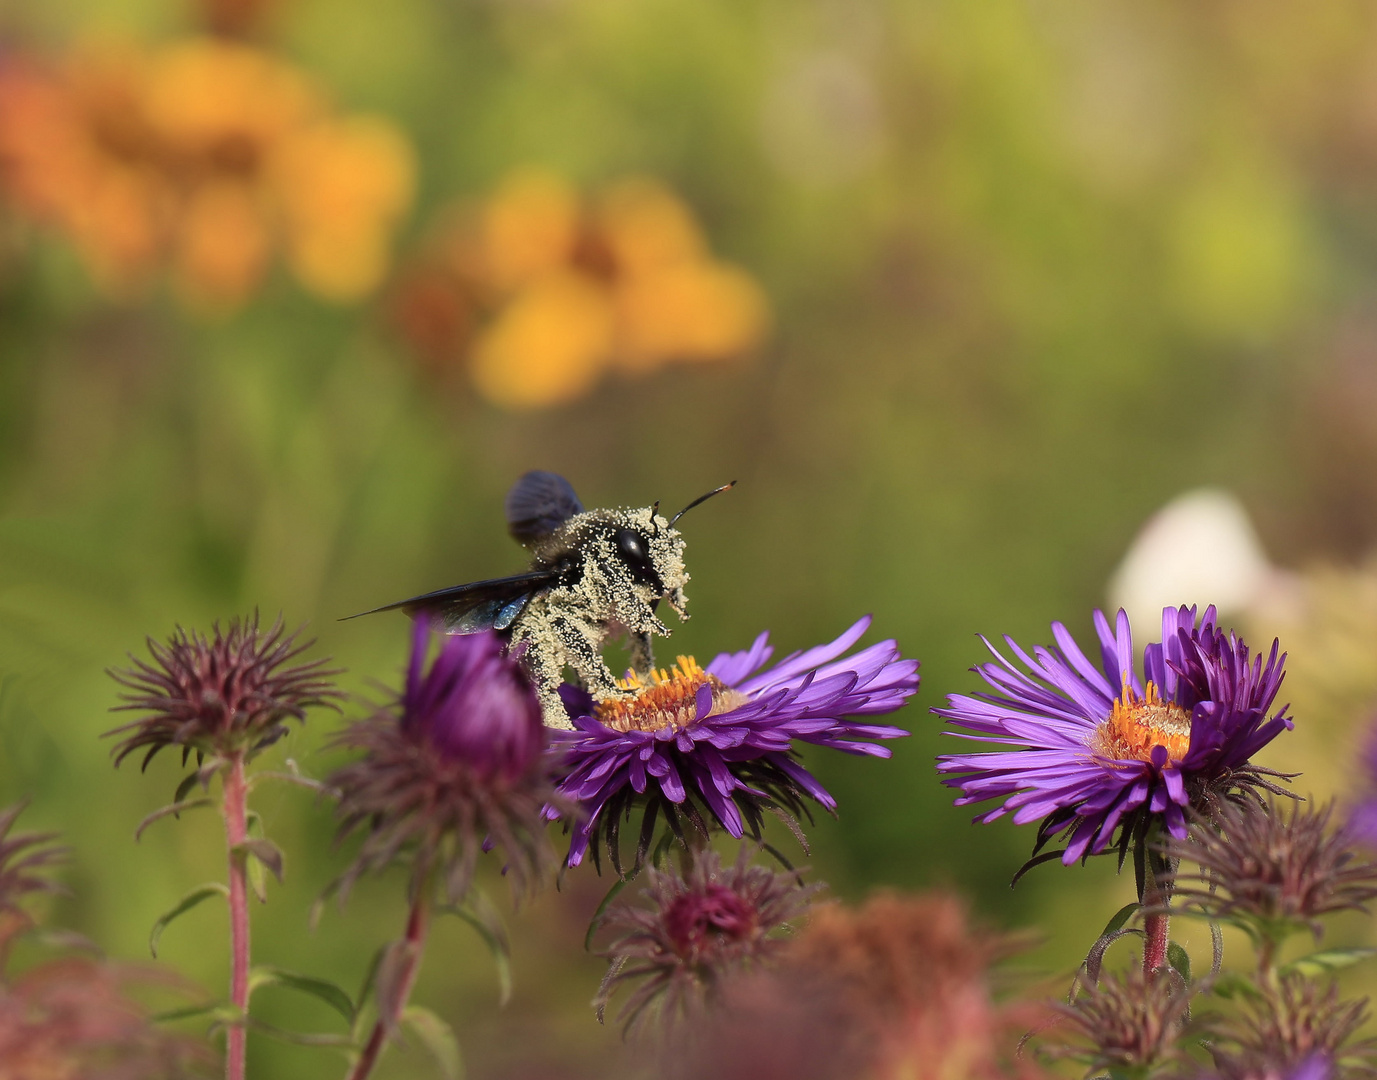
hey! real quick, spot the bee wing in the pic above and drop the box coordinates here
[342,570,559,633]
[505,471,584,543]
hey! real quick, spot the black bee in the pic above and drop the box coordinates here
[348,471,734,727]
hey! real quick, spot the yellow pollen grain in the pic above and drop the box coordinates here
[594,655,748,734]
[1091,676,1192,764]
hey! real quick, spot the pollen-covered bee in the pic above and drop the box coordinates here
[348,471,734,728]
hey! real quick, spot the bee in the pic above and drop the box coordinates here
[348,471,734,728]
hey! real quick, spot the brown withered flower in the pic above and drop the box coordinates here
[327,622,559,906]
[107,613,343,768]
[1165,798,1377,946]
[1207,971,1376,1080]
[1042,962,1197,1076]
[0,958,213,1080]
[594,846,820,1036]
[659,890,1045,1080]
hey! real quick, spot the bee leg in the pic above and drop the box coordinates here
[628,630,656,680]
[552,615,630,703]
[510,627,576,730]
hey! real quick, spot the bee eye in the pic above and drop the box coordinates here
[613,528,663,591]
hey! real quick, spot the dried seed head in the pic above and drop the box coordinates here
[594,846,820,1036]
[1165,799,1377,943]
[1208,972,1374,1080]
[107,613,343,767]
[328,624,558,907]
[1043,964,1196,1073]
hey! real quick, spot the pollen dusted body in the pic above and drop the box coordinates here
[348,472,723,731]
[511,505,690,728]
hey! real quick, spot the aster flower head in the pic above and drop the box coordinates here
[328,622,557,905]
[107,613,343,768]
[936,604,1293,872]
[552,616,918,871]
[594,845,821,1035]
[1164,799,1377,948]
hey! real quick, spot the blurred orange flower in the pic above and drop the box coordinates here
[0,38,415,311]
[389,168,771,409]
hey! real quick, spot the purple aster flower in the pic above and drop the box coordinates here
[328,622,559,904]
[551,616,918,872]
[935,605,1293,870]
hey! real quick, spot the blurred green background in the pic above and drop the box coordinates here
[6,0,1377,1076]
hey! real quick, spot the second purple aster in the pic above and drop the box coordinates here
[550,616,919,871]
[935,605,1294,868]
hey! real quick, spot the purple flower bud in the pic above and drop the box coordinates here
[328,624,561,906]
[400,621,544,781]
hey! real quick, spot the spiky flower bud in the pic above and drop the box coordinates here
[1207,972,1375,1080]
[594,846,820,1035]
[0,802,65,965]
[0,958,214,1079]
[1043,963,1196,1075]
[1165,799,1377,945]
[107,613,343,768]
[328,623,557,905]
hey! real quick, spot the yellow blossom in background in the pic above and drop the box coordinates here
[389,168,771,410]
[0,37,414,311]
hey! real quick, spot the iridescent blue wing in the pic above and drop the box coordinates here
[505,471,584,544]
[342,571,556,634]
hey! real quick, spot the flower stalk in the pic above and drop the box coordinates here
[222,752,251,1080]
[347,882,432,1080]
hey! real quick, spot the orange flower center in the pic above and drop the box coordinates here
[1092,677,1192,763]
[594,655,749,734]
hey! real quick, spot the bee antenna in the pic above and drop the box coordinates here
[670,481,737,526]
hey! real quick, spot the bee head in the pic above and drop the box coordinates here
[612,506,688,606]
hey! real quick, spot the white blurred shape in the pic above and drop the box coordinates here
[1108,489,1275,635]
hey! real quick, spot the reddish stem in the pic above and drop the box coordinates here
[222,754,251,1080]
[1142,908,1170,976]
[347,891,431,1080]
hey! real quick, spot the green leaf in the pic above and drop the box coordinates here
[249,966,355,1026]
[150,883,229,958]
[1282,947,1377,977]
[1101,903,1139,938]
[234,838,284,890]
[1210,972,1264,1001]
[173,771,202,805]
[354,942,388,1018]
[584,877,629,952]
[402,1005,463,1080]
[1167,942,1192,984]
[151,1001,225,1024]
[443,895,512,1007]
[244,1017,357,1049]
[135,798,214,842]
